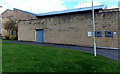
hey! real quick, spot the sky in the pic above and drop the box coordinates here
[0,0,119,14]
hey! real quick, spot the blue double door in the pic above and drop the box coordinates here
[36,29,44,43]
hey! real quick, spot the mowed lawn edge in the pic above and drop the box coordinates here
[2,42,119,72]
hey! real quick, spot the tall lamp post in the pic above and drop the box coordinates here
[0,5,2,74]
[118,1,120,11]
[92,0,96,56]
[118,1,120,53]
[0,6,2,36]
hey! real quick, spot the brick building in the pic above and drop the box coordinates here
[17,5,119,48]
[1,8,37,36]
[2,9,13,36]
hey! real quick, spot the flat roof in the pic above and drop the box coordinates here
[37,5,106,16]
[11,5,106,17]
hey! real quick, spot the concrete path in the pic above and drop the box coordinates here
[2,41,119,61]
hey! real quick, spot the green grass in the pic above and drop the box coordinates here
[2,43,119,72]
[2,39,17,41]
[0,39,2,73]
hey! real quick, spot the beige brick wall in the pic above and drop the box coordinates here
[1,18,9,36]
[2,10,13,18]
[13,9,37,21]
[18,23,43,41]
[18,10,119,48]
[2,29,7,36]
[2,10,13,36]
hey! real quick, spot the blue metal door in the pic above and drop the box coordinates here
[36,29,44,43]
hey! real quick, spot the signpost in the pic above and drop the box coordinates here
[92,0,96,56]
[118,1,120,58]
[118,1,120,11]
[0,6,2,74]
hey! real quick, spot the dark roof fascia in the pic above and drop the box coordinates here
[13,8,37,16]
[18,18,38,21]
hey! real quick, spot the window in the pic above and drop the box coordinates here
[105,31,113,37]
[95,31,102,37]
[88,32,92,37]
[108,32,111,34]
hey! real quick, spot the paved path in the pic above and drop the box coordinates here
[2,41,119,61]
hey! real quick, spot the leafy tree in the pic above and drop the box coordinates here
[3,20,17,36]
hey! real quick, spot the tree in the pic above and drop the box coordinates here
[3,20,17,36]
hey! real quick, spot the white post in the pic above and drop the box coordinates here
[0,6,2,74]
[92,0,96,56]
[118,1,120,11]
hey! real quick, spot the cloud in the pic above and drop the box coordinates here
[107,5,118,9]
[74,1,101,8]
[61,0,119,2]
[0,2,8,14]
[0,0,67,14]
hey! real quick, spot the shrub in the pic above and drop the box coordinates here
[9,35,17,40]
[4,35,9,40]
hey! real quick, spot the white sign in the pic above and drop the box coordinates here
[113,32,116,36]
[88,32,92,37]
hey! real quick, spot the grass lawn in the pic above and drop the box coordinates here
[1,39,17,41]
[2,43,119,72]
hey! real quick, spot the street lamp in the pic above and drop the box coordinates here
[0,6,2,36]
[0,5,2,74]
[0,6,2,34]
[92,0,97,56]
[118,1,120,11]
